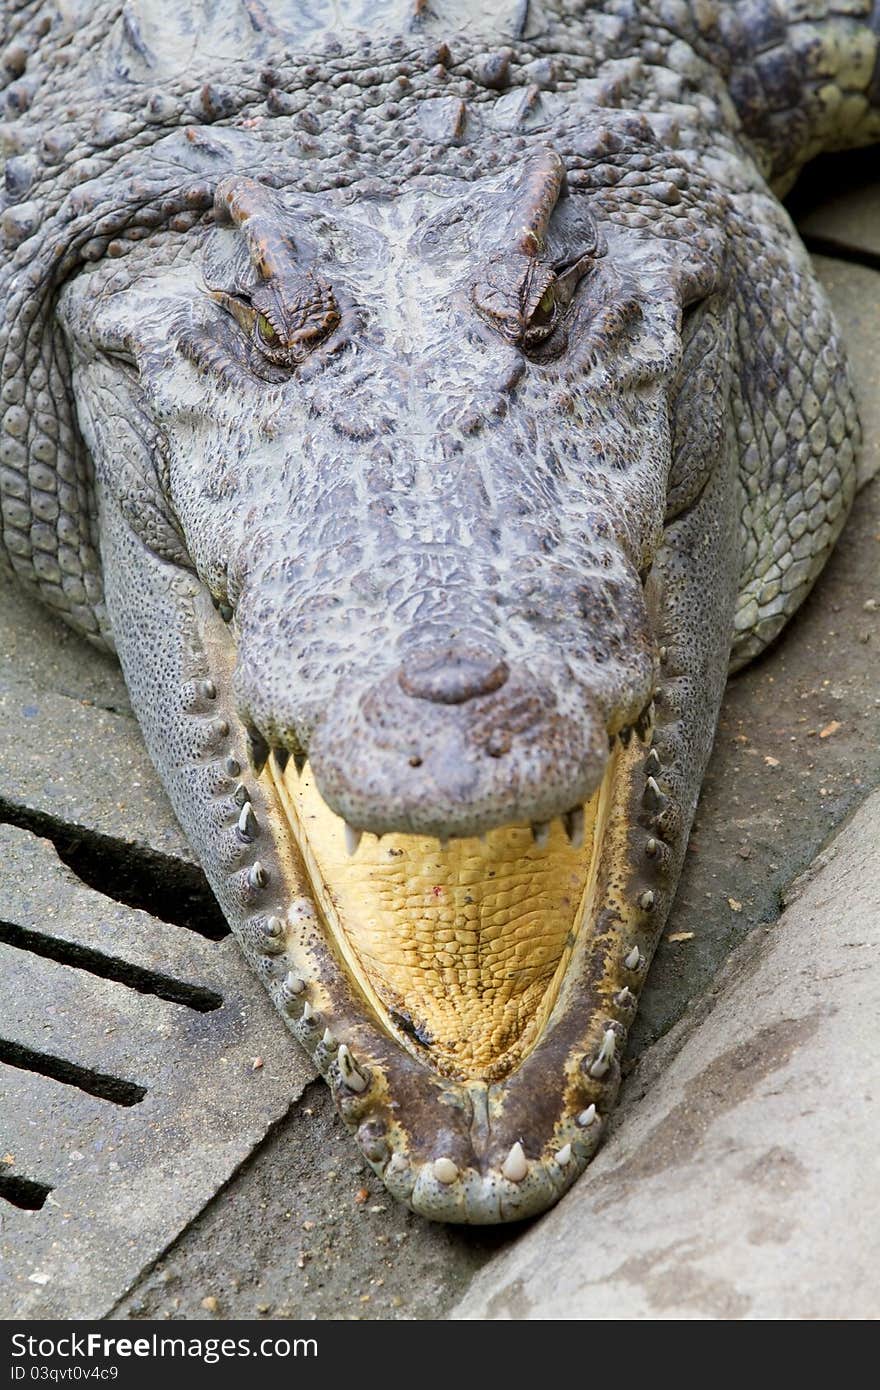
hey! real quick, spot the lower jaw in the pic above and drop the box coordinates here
[221,720,674,1224]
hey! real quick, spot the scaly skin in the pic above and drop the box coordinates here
[0,2,877,1222]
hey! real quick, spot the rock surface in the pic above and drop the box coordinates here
[451,788,880,1321]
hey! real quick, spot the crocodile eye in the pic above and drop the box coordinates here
[532,286,557,328]
[207,284,341,372]
[523,284,559,347]
[256,313,278,346]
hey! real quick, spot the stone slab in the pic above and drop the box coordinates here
[0,573,192,862]
[0,825,315,1320]
[451,789,880,1321]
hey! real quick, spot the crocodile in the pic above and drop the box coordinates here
[0,0,877,1224]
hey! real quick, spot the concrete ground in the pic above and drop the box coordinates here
[1,153,878,1322]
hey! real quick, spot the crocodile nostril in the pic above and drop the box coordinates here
[398,645,510,705]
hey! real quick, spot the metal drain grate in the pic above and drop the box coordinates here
[0,826,315,1319]
[0,577,316,1317]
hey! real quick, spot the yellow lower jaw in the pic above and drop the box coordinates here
[269,754,616,1083]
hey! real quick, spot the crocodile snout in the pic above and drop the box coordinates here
[307,650,609,841]
[397,644,509,704]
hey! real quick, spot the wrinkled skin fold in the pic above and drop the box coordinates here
[1,0,874,1221]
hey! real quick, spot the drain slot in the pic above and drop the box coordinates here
[0,920,223,1013]
[0,800,228,940]
[800,234,880,274]
[0,1169,53,1211]
[0,1040,146,1107]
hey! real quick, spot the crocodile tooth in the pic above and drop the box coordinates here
[646,836,659,857]
[247,861,267,890]
[237,801,257,841]
[302,1001,314,1022]
[638,889,656,911]
[615,987,636,1008]
[624,945,642,971]
[577,1104,597,1128]
[645,747,661,774]
[635,700,655,740]
[588,1027,616,1078]
[284,971,306,996]
[337,1043,369,1093]
[501,1141,528,1182]
[198,678,216,700]
[322,1027,336,1049]
[433,1157,459,1184]
[563,806,585,847]
[246,725,270,774]
[532,820,551,849]
[344,823,363,856]
[233,783,249,807]
[643,775,666,811]
[555,1143,572,1165]
[246,729,268,774]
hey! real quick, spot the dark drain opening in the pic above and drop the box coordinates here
[799,234,880,274]
[0,1040,147,1107]
[0,799,228,940]
[0,920,224,1013]
[0,1169,53,1211]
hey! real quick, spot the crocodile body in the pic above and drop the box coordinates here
[1,1,877,1223]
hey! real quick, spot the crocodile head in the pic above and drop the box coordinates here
[58,142,742,1222]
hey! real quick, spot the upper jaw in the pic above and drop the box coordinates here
[304,658,619,842]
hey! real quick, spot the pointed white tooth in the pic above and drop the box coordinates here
[302,1001,314,1022]
[284,971,306,996]
[322,1027,336,1048]
[577,1104,597,1128]
[501,1141,528,1182]
[433,1157,459,1184]
[337,1044,369,1093]
[237,801,257,839]
[624,945,641,971]
[532,820,551,849]
[555,1143,572,1165]
[344,823,363,856]
[589,1027,617,1079]
[563,806,585,848]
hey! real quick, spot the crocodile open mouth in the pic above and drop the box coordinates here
[267,754,616,1084]
[113,571,712,1223]
[216,708,672,1222]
